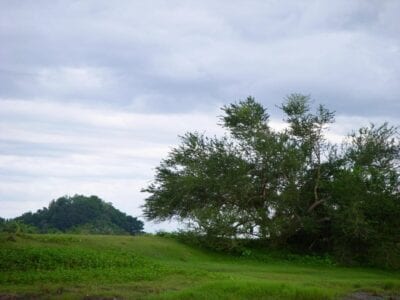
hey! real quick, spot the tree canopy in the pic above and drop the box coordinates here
[143,95,400,268]
[15,195,144,235]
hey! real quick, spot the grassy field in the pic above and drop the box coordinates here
[0,233,399,299]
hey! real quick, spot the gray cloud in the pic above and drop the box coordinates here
[1,0,399,114]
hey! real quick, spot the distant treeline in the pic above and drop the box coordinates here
[1,195,143,235]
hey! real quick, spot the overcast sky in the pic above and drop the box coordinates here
[1,0,399,231]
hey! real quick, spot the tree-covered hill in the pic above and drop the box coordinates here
[14,195,143,235]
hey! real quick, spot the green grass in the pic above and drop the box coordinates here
[0,233,399,299]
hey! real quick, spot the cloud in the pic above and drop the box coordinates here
[35,67,112,94]
[0,0,399,114]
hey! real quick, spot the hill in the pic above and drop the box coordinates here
[13,195,143,235]
[0,234,399,299]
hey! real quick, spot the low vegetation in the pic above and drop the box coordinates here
[1,233,400,299]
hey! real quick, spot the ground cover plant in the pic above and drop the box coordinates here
[1,233,400,299]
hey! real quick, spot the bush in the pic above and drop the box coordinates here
[0,220,38,235]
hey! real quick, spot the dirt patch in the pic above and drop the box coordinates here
[83,297,121,300]
[343,292,400,300]
[0,295,39,300]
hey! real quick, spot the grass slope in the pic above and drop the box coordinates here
[0,234,399,299]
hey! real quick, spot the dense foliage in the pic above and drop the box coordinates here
[13,195,144,235]
[143,95,400,268]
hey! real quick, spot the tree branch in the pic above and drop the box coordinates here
[307,198,325,213]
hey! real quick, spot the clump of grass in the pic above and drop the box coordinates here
[151,279,336,300]
[245,250,337,267]
[0,247,144,270]
[0,234,171,286]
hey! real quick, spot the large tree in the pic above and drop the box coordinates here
[143,95,400,267]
